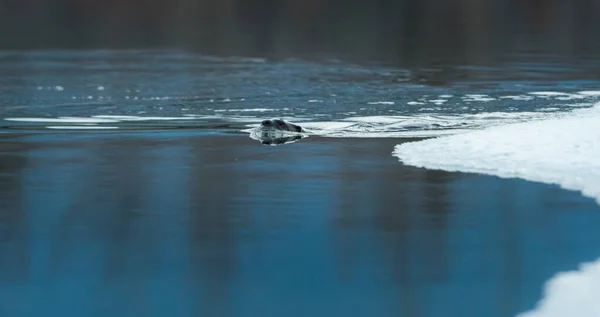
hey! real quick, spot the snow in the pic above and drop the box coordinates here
[392,103,600,317]
[393,104,600,204]
[516,259,600,317]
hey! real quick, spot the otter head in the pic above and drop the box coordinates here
[260,119,303,133]
[250,118,306,146]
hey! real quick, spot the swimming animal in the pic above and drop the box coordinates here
[249,118,307,145]
[259,118,304,133]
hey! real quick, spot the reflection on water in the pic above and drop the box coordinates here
[0,132,599,317]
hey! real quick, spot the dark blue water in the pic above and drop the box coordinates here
[1,50,600,317]
[0,134,598,317]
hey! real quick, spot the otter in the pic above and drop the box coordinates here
[249,118,307,145]
[259,118,304,133]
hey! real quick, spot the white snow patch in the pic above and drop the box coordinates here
[393,103,600,204]
[516,258,600,317]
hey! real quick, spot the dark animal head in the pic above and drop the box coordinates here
[260,119,303,132]
[252,118,306,145]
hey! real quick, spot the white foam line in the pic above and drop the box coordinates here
[90,115,139,120]
[213,108,278,112]
[5,117,119,123]
[555,95,587,100]
[465,94,490,98]
[529,91,572,96]
[462,94,496,102]
[316,129,470,138]
[367,101,395,105]
[578,91,600,96]
[92,115,191,121]
[528,92,587,100]
[46,126,119,130]
[500,95,535,101]
[340,116,412,123]
[256,111,566,139]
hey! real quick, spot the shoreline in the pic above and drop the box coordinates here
[393,103,600,317]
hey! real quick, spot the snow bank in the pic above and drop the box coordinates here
[516,259,600,317]
[393,104,600,204]
[392,103,600,317]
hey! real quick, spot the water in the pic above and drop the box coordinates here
[2,50,600,137]
[1,50,600,317]
[1,134,599,317]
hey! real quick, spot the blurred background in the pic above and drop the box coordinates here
[1,0,600,65]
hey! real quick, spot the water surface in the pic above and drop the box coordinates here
[1,50,600,317]
[2,50,600,137]
[0,134,599,317]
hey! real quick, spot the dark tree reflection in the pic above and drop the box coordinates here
[0,134,599,317]
[1,0,600,65]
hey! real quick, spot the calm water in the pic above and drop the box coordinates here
[1,50,600,317]
[0,134,599,317]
